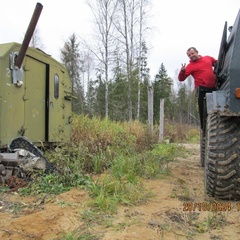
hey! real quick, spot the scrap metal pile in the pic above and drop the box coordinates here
[0,137,55,190]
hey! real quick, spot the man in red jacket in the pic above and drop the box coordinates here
[178,47,217,129]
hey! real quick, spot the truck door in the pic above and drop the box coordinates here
[48,65,72,143]
[24,56,47,143]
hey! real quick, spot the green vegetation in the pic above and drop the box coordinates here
[10,115,200,239]
[18,115,197,213]
[56,227,100,240]
[0,186,8,194]
[195,211,228,233]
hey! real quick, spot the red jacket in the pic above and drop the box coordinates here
[178,55,217,89]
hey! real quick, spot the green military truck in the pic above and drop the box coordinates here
[0,3,73,184]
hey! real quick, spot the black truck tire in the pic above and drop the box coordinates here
[204,113,240,200]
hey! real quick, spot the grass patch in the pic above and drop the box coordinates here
[16,115,192,214]
[0,186,9,194]
[56,226,101,240]
[86,174,153,213]
[19,172,92,196]
[195,211,228,233]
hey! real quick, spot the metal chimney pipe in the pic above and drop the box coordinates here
[15,2,43,69]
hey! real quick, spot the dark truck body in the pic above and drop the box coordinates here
[203,9,240,200]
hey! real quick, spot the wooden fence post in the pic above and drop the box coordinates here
[148,86,153,133]
[159,99,164,142]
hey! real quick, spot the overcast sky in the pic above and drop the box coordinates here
[0,0,239,83]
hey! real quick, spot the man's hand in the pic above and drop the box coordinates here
[181,63,186,72]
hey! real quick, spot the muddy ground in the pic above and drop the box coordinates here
[1,144,240,240]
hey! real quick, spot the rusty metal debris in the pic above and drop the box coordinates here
[0,137,55,189]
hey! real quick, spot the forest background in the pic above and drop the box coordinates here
[30,0,199,125]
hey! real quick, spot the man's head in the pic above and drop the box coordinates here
[186,47,200,62]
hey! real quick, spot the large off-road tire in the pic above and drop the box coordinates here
[204,113,240,200]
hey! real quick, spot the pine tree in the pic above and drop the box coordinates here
[60,33,84,114]
[152,63,173,123]
[109,72,129,121]
[176,83,189,124]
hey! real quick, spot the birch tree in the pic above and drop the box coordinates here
[114,0,150,121]
[136,0,150,119]
[30,27,44,49]
[114,0,137,121]
[87,0,118,118]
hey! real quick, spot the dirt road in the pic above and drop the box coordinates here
[1,144,240,240]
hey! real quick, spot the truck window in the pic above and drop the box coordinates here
[54,74,59,99]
